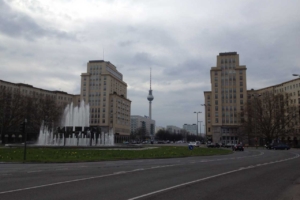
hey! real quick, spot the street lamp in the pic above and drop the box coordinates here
[292,74,300,77]
[198,121,202,136]
[194,111,201,137]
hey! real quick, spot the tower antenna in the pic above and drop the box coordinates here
[150,67,152,90]
[103,48,104,61]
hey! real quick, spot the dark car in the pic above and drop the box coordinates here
[265,144,274,149]
[233,145,244,151]
[207,143,220,148]
[225,143,234,148]
[273,144,290,150]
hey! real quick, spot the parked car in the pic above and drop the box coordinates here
[273,144,290,150]
[188,142,200,147]
[207,143,220,148]
[233,145,244,151]
[265,144,275,149]
[225,143,234,148]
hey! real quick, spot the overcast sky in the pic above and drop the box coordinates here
[1,0,300,130]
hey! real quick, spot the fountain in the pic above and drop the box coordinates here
[36,101,114,146]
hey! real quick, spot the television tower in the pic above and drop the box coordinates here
[147,68,154,119]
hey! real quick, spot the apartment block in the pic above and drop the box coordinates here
[80,60,131,139]
[249,78,300,139]
[204,52,247,144]
[0,80,77,107]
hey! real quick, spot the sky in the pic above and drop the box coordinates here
[1,0,300,130]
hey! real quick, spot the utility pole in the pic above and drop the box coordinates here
[194,112,201,137]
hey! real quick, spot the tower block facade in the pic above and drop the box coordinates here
[204,52,247,144]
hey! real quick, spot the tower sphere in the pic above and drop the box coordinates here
[147,92,154,101]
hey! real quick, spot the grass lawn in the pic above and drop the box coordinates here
[0,146,232,163]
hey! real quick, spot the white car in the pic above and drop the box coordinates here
[188,142,199,147]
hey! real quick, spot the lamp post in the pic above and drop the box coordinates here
[194,111,201,137]
[199,121,202,136]
[252,94,261,149]
[203,124,206,141]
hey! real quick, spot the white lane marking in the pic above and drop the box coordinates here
[151,166,161,169]
[131,169,144,171]
[128,153,300,200]
[0,150,283,195]
[0,163,178,195]
[0,173,118,195]
[27,171,42,173]
[114,171,126,174]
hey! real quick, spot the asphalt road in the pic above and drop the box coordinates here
[0,148,300,200]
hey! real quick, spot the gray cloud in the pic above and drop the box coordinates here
[1,0,300,128]
[0,1,75,40]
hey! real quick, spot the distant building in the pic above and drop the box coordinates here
[130,115,155,137]
[166,125,181,134]
[155,126,165,133]
[183,124,197,135]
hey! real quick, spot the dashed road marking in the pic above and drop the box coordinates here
[128,152,300,200]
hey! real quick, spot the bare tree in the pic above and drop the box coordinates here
[0,88,65,143]
[240,92,299,146]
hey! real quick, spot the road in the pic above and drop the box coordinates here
[0,148,300,200]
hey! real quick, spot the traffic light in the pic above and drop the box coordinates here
[20,122,25,133]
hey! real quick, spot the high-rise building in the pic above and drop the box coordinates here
[80,60,131,140]
[204,52,247,144]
